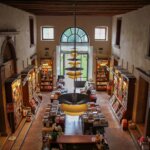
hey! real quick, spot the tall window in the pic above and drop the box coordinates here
[95,27,108,41]
[116,18,122,47]
[60,27,89,81]
[41,26,54,40]
[29,17,34,46]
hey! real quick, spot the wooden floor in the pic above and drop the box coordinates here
[96,92,137,150]
[136,123,145,135]
[1,92,137,150]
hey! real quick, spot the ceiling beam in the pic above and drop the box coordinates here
[0,0,150,16]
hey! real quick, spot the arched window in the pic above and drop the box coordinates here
[61,27,89,43]
[59,27,91,81]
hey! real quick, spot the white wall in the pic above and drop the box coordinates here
[111,5,150,121]
[0,3,37,73]
[37,16,112,57]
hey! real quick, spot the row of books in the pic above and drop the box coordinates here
[41,86,53,90]
[41,82,53,85]
[109,95,126,121]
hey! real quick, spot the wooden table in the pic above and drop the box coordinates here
[57,135,97,144]
[56,135,98,150]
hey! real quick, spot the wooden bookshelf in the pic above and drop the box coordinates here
[40,58,53,92]
[5,75,23,133]
[96,58,109,91]
[109,67,136,123]
[21,65,35,107]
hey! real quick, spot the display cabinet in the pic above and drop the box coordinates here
[40,58,53,92]
[5,75,23,133]
[109,67,136,123]
[106,56,119,95]
[96,58,109,91]
[30,53,39,89]
[114,67,128,101]
[21,65,36,107]
[31,71,36,92]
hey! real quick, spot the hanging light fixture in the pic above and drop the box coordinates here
[59,3,89,116]
[64,3,84,93]
[60,93,89,116]
[64,6,82,81]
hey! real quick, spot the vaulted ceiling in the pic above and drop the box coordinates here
[0,0,150,16]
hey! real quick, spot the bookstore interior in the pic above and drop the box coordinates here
[0,1,150,150]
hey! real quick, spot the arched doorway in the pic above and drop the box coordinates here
[60,27,89,81]
[56,27,93,89]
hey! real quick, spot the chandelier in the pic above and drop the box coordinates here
[66,50,82,79]
[59,4,89,116]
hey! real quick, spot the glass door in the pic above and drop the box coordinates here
[77,53,88,81]
[61,52,88,81]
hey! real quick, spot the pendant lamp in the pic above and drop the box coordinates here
[58,4,89,116]
[65,50,83,79]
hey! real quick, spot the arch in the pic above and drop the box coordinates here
[1,36,17,73]
[1,37,17,62]
[60,27,89,43]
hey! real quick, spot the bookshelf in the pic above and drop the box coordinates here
[96,58,109,91]
[109,67,136,123]
[21,65,35,107]
[40,58,53,92]
[5,75,23,133]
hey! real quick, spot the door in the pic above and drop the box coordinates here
[61,52,88,81]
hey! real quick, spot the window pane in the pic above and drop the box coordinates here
[81,54,88,79]
[60,53,64,75]
[64,28,71,37]
[68,35,75,42]
[42,27,54,40]
[68,35,82,42]
[95,27,107,40]
[61,34,68,42]
[78,29,85,37]
[81,35,88,42]
[76,35,82,42]
[71,28,75,34]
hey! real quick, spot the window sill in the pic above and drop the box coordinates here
[41,39,54,42]
[95,39,108,42]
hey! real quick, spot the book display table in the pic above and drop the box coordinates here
[42,98,109,150]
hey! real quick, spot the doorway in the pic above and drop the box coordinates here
[61,52,88,81]
[57,27,91,91]
[136,77,149,135]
